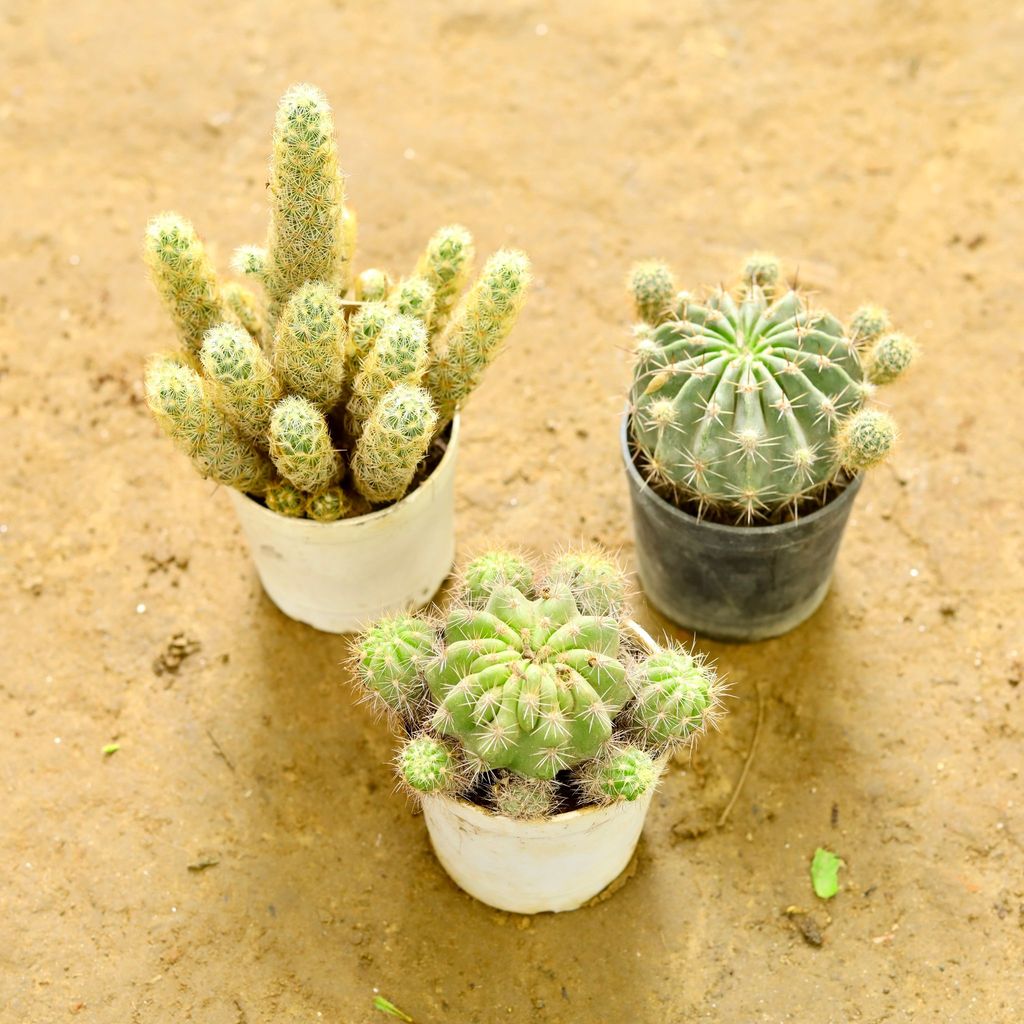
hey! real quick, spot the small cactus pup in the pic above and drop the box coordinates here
[140,83,531,632]
[352,547,724,912]
[622,252,919,640]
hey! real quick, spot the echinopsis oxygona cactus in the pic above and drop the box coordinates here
[142,83,531,520]
[353,549,723,819]
[626,255,917,523]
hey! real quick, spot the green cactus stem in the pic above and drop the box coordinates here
[461,550,535,607]
[426,581,632,780]
[490,774,557,819]
[143,213,229,362]
[355,268,392,303]
[268,395,341,493]
[398,735,464,795]
[339,206,357,293]
[200,323,281,440]
[273,282,348,410]
[344,300,393,379]
[145,356,274,494]
[263,84,345,324]
[546,550,627,616]
[265,480,307,517]
[628,260,675,326]
[306,486,351,522]
[222,282,264,340]
[415,224,475,331]
[346,314,429,438]
[866,332,916,385]
[356,614,436,716]
[425,249,532,427]
[582,745,659,803]
[351,385,438,505]
[837,408,897,470]
[630,256,909,521]
[629,647,718,748]
[388,275,436,325]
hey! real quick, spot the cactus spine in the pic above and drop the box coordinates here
[200,323,281,440]
[263,84,345,325]
[354,548,722,819]
[144,214,229,362]
[351,385,438,504]
[145,357,274,493]
[629,254,916,521]
[144,84,530,520]
[268,395,340,493]
[426,249,532,426]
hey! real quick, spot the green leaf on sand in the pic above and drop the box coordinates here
[374,996,414,1022]
[102,743,121,757]
[811,847,843,899]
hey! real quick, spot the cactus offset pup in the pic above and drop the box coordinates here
[354,548,723,820]
[143,83,531,521]
[627,254,915,523]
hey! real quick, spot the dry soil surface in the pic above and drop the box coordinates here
[2,1,1023,1022]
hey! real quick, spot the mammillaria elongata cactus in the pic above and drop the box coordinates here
[627,254,916,522]
[354,549,723,820]
[143,83,531,520]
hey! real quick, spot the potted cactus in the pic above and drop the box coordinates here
[622,254,917,642]
[142,84,531,632]
[353,548,723,914]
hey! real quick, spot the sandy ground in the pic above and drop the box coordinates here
[2,0,1023,1021]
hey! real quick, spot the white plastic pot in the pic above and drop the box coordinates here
[227,416,460,633]
[420,786,656,914]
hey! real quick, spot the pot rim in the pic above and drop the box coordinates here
[232,412,461,531]
[620,412,862,536]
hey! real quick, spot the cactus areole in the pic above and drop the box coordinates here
[627,256,914,525]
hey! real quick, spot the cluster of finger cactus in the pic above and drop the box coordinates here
[354,549,723,820]
[143,83,531,519]
[627,255,917,522]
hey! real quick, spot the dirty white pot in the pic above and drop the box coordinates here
[420,785,656,914]
[228,416,460,633]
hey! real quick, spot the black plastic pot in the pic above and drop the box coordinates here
[621,416,863,642]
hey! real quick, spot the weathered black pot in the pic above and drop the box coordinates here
[621,417,863,642]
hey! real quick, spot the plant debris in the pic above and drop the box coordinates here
[374,995,414,1021]
[153,632,201,676]
[811,847,843,899]
[785,906,824,946]
[101,743,120,757]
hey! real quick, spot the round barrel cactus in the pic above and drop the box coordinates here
[629,255,915,521]
[352,548,723,819]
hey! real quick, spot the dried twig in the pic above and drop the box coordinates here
[717,683,764,828]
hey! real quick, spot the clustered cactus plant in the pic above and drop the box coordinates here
[143,84,531,520]
[354,549,723,820]
[627,255,917,523]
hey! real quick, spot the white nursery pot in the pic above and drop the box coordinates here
[228,416,460,633]
[420,786,656,914]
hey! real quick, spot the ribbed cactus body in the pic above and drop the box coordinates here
[632,287,870,519]
[426,250,532,426]
[346,315,429,437]
[351,385,438,504]
[355,269,391,303]
[268,395,341,493]
[145,357,274,494]
[628,260,676,325]
[200,323,281,440]
[306,486,351,522]
[358,614,437,714]
[264,84,345,323]
[547,550,627,617]
[144,214,229,361]
[415,225,475,330]
[222,282,264,339]
[462,551,535,607]
[399,736,462,795]
[426,584,631,779]
[583,745,659,802]
[629,648,715,747]
[273,282,347,410]
[344,301,392,378]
